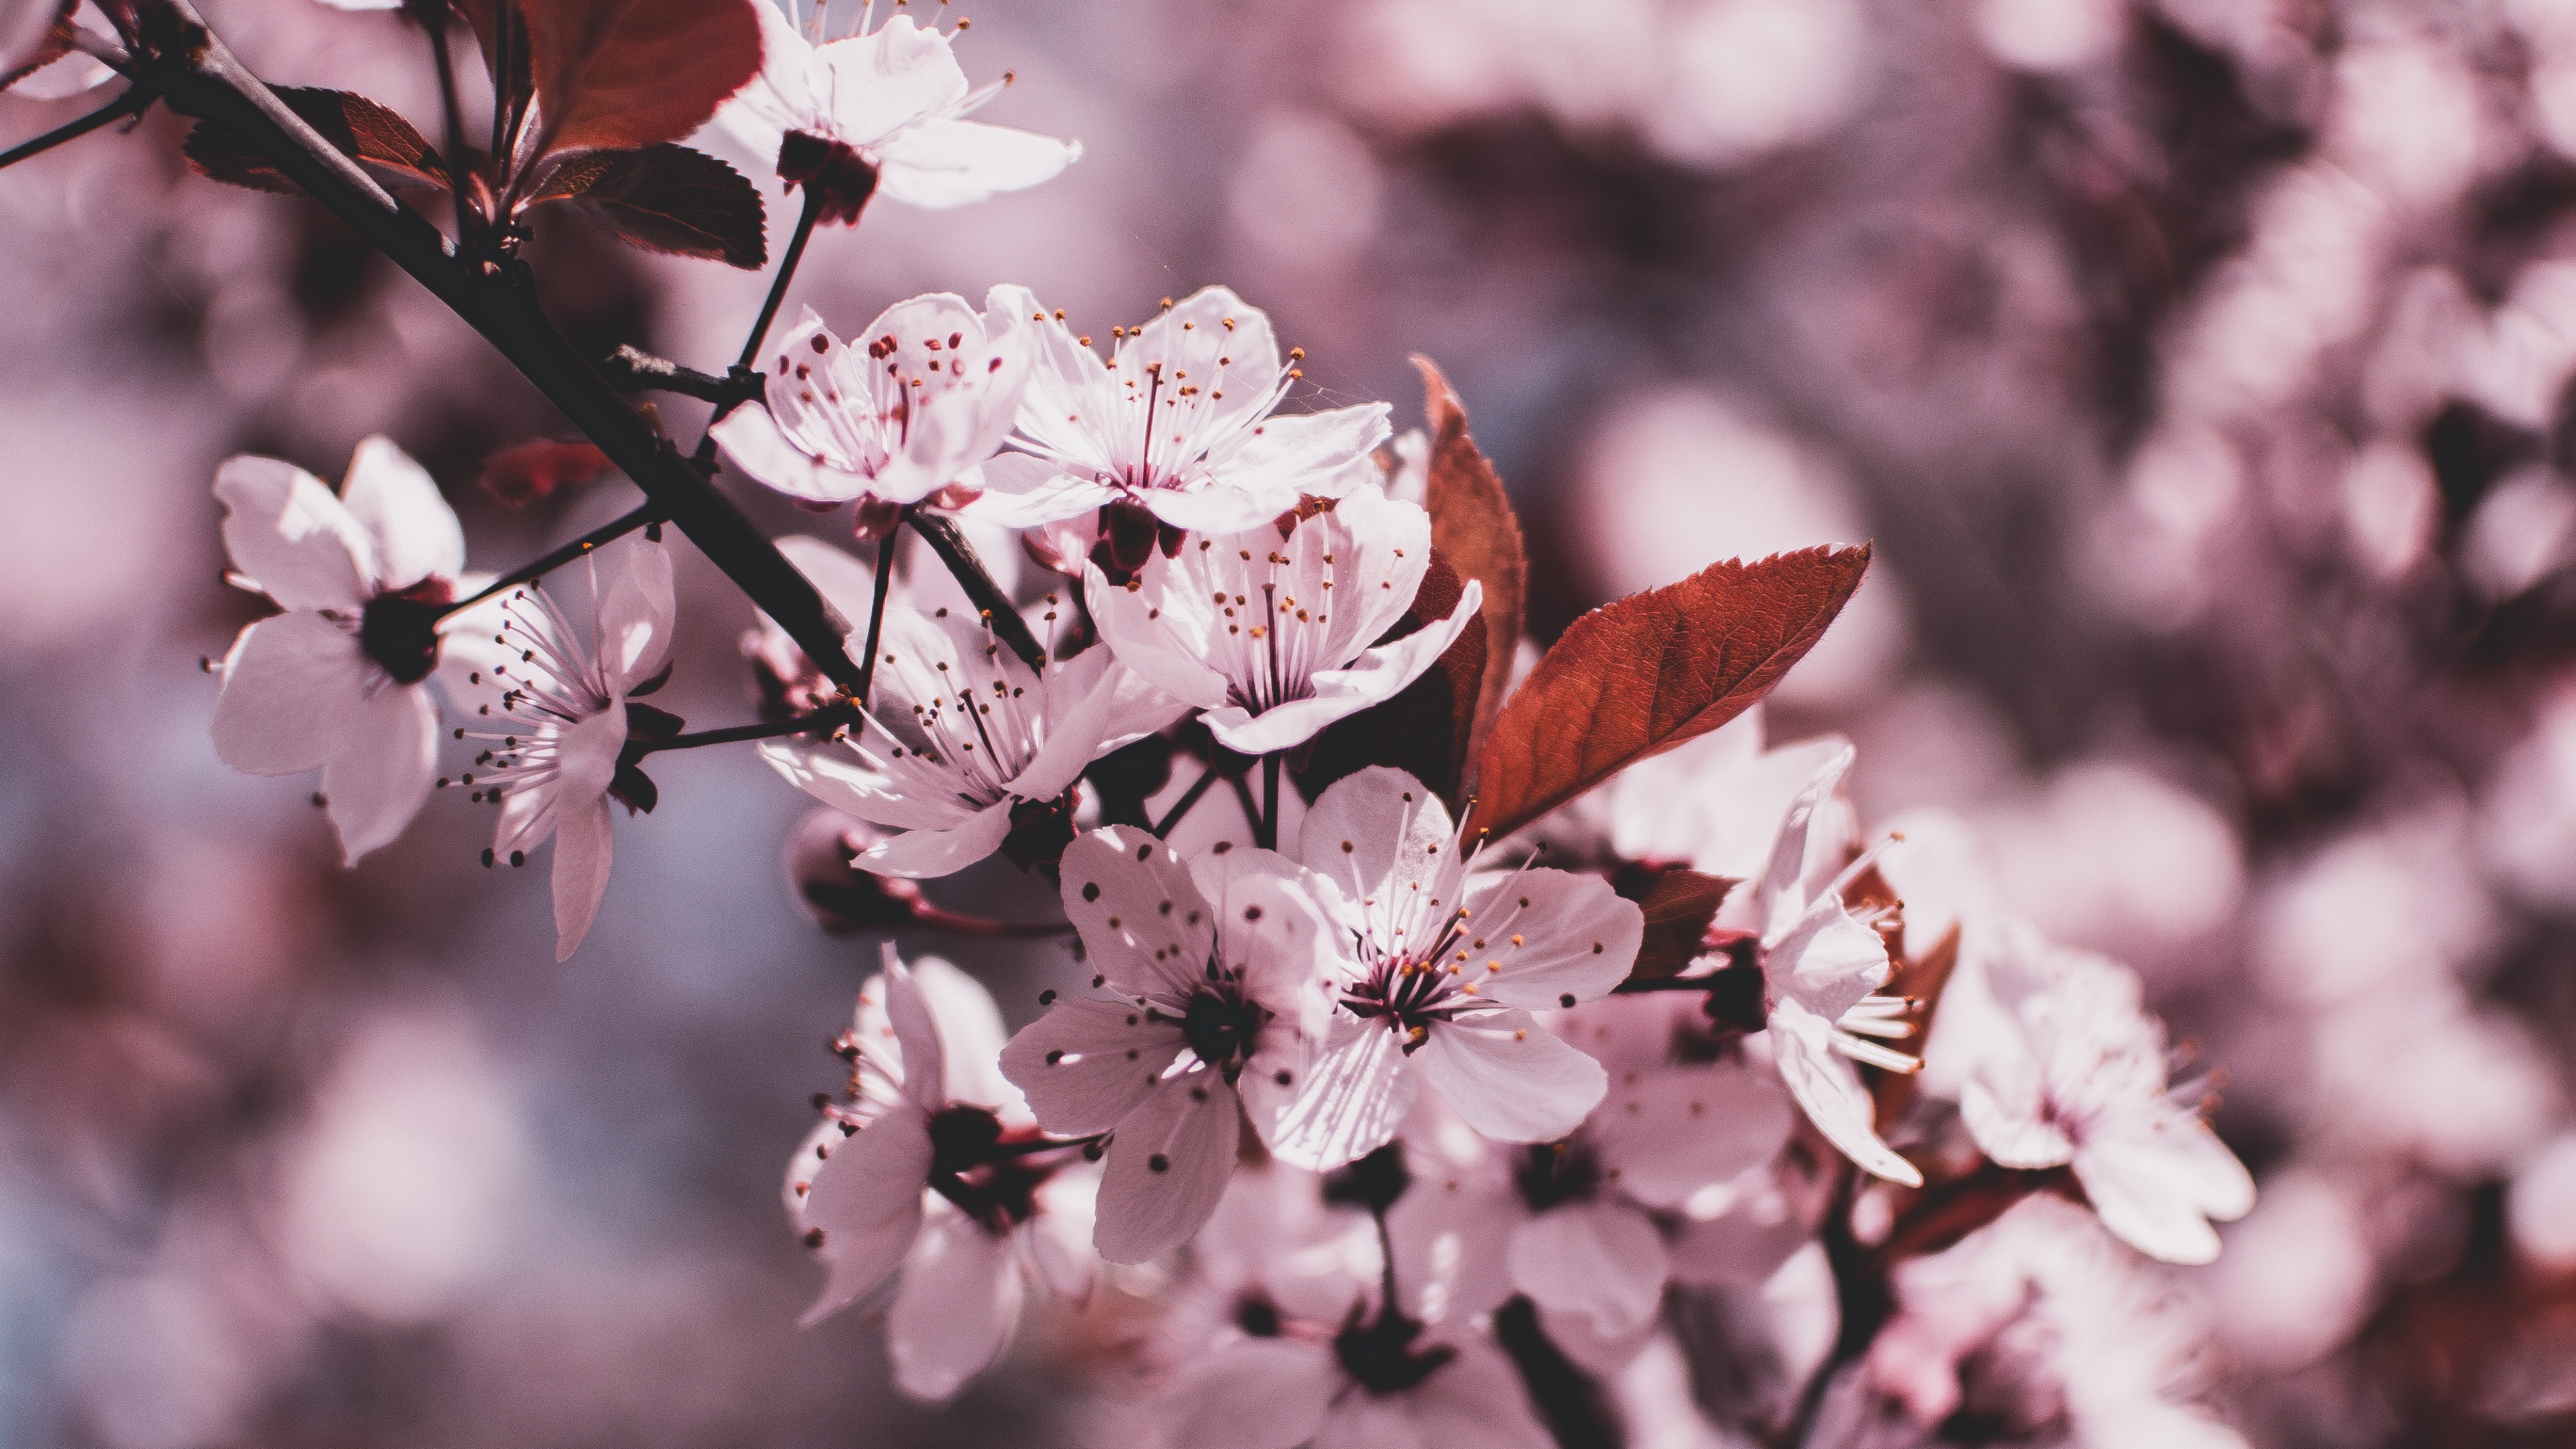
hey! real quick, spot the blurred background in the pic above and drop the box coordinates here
[4,0,2576,1444]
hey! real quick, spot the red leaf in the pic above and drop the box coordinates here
[513,0,764,158]
[524,144,768,268]
[1,5,76,93]
[1414,356,1526,752]
[1295,549,1487,810]
[182,87,449,194]
[478,439,614,506]
[1466,544,1872,843]
[1612,864,1736,981]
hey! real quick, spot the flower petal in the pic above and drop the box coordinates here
[1507,1199,1670,1338]
[593,539,675,690]
[213,455,372,612]
[548,792,615,962]
[1464,860,1642,1011]
[1767,891,1893,1026]
[888,1210,1022,1401]
[807,1102,937,1240]
[320,681,437,865]
[801,1197,922,1328]
[1148,1338,1338,1449]
[339,435,464,590]
[1093,1069,1242,1264]
[1299,765,1458,936]
[1265,1014,1417,1171]
[1417,1010,1606,1144]
[1199,580,1479,755]
[210,611,369,776]
[874,117,1081,209]
[1769,1001,1921,1187]
[1757,743,1856,942]
[713,402,875,504]
[877,952,950,1116]
[2073,1106,2256,1265]
[756,737,978,834]
[1059,826,1220,1002]
[820,15,969,149]
[851,799,1018,879]
[999,999,1187,1136]
[1590,1063,1796,1211]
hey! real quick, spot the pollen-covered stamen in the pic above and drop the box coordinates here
[1340,950,1472,1054]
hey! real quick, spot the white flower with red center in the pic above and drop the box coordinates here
[971,284,1391,540]
[718,1,1079,222]
[1084,486,1479,755]
[787,949,1095,1401]
[1751,743,1926,1187]
[1265,768,1644,1169]
[999,826,1336,1263]
[210,437,486,865]
[1960,921,2255,1265]
[759,592,1181,878]
[448,539,673,962]
[711,294,1029,513]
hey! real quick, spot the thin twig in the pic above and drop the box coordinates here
[447,502,659,612]
[1254,753,1283,850]
[736,183,824,374]
[1150,767,1221,839]
[0,85,156,172]
[854,528,894,707]
[598,344,756,406]
[626,704,857,761]
[904,511,1046,670]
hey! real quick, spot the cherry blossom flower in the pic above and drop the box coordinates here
[971,284,1391,540]
[1746,743,1926,1187]
[1960,921,2255,1264]
[718,1,1079,222]
[710,294,1029,513]
[210,437,483,865]
[448,539,673,962]
[999,827,1336,1263]
[1268,768,1644,1169]
[1084,486,1479,755]
[786,950,1095,1400]
[758,595,1181,878]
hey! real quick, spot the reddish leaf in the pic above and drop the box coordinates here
[478,439,614,506]
[1,5,75,92]
[1611,864,1737,981]
[525,144,768,268]
[1295,549,1487,810]
[1414,356,1526,752]
[1466,544,1872,842]
[513,0,763,158]
[183,87,449,194]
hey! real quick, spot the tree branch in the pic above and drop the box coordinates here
[904,511,1046,670]
[129,0,867,693]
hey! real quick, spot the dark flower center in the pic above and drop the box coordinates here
[358,580,452,685]
[1333,1301,1455,1397]
[1513,1140,1600,1213]
[1181,984,1265,1081]
[1340,958,1461,1054]
[777,131,880,227]
[924,1104,1051,1234]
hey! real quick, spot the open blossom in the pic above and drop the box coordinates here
[999,828,1336,1263]
[1749,744,1926,1187]
[711,294,1028,512]
[718,1,1079,221]
[210,437,483,865]
[788,950,1095,1400]
[1960,922,2255,1265]
[1607,707,1856,888]
[449,539,673,962]
[1269,768,1644,1169]
[971,284,1391,540]
[759,592,1181,877]
[1086,486,1479,755]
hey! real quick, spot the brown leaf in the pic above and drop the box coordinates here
[183,87,449,194]
[1466,544,1872,842]
[1612,864,1737,981]
[478,439,614,506]
[1295,549,1487,810]
[513,0,764,158]
[523,144,767,268]
[1413,356,1526,752]
[1,6,76,93]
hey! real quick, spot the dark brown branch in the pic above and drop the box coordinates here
[905,511,1046,670]
[598,344,757,406]
[129,0,866,692]
[0,84,156,171]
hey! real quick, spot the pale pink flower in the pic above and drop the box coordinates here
[1269,768,1644,1169]
[1000,827,1336,1263]
[711,294,1028,509]
[1960,921,2255,1264]
[786,950,1096,1400]
[1085,486,1479,755]
[972,285,1391,535]
[718,1,1079,218]
[448,540,673,961]
[210,438,483,865]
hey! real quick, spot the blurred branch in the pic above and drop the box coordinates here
[125,0,868,693]
[0,84,157,172]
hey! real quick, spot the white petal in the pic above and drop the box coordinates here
[339,435,464,590]
[1398,1335,1556,1449]
[1093,1069,1242,1264]
[1664,1182,1813,1289]
[2073,1106,2256,1265]
[1265,1014,1417,1171]
[1590,1063,1796,1210]
[874,117,1080,209]
[1466,861,1644,1011]
[879,954,950,1116]
[716,0,815,159]
[1417,1010,1607,1144]
[714,403,875,503]
[904,955,1020,1114]
[1084,557,1234,712]
[320,682,437,865]
[1958,1034,2075,1171]
[549,794,615,961]
[1198,573,1474,755]
[801,1197,922,1328]
[1007,651,1187,805]
[1059,826,1220,1002]
[1299,766,1457,922]
[1218,405,1395,496]
[1507,1200,1670,1338]
[756,737,976,834]
[889,1211,1022,1401]
[1757,743,1857,941]
[213,455,372,611]
[210,611,370,775]
[820,16,969,148]
[1768,1002,1921,1187]
[853,799,1018,879]
[594,539,676,690]
[1149,1338,1338,1449]
[806,1102,936,1240]
[1767,890,1893,1026]
[999,1000,1187,1136]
